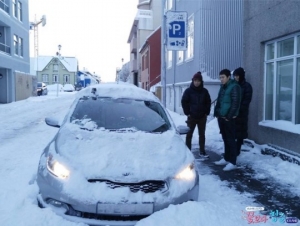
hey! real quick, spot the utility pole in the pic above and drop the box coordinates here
[31,15,46,57]
[161,0,167,107]
[30,15,46,80]
[56,45,62,97]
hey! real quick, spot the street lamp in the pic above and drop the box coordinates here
[56,44,62,97]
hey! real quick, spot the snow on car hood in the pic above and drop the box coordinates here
[55,123,194,181]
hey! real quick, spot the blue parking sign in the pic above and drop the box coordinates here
[166,11,187,51]
[169,21,185,38]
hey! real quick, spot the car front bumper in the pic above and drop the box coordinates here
[37,171,199,226]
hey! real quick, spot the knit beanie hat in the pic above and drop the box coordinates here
[192,71,203,81]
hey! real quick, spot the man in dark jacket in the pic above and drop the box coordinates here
[181,71,211,157]
[233,67,253,156]
[214,69,241,171]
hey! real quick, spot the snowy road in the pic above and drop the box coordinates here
[0,91,298,226]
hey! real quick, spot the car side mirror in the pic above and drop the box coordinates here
[177,125,190,135]
[45,117,60,128]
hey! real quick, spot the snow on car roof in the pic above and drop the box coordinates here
[77,82,160,102]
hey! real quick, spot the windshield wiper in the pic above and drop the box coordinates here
[150,123,168,133]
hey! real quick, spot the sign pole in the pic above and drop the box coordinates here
[161,0,166,107]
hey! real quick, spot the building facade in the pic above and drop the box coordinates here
[0,0,30,103]
[244,0,300,155]
[31,56,78,86]
[127,0,162,87]
[164,0,243,113]
[139,27,161,91]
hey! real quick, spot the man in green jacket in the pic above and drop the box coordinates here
[214,69,241,171]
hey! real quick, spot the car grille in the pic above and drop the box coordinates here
[67,205,148,221]
[88,179,167,193]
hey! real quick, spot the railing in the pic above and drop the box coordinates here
[0,42,11,54]
[208,98,218,123]
[0,0,9,14]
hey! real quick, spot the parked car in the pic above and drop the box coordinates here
[37,82,48,96]
[36,83,198,226]
[63,84,75,92]
[74,83,83,91]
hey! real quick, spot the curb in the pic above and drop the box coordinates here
[243,140,300,166]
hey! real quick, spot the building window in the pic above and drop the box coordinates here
[42,74,49,83]
[53,74,58,83]
[12,0,17,18]
[166,0,173,10]
[167,51,172,68]
[13,35,18,55]
[63,74,70,84]
[12,0,22,21]
[177,51,184,64]
[17,1,22,21]
[186,15,194,60]
[18,37,23,57]
[0,0,9,13]
[264,34,300,124]
[53,64,58,72]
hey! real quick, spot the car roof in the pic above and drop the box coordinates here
[76,82,160,102]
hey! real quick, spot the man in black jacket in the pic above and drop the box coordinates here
[181,71,211,157]
[233,67,253,156]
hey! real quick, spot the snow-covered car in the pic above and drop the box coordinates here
[37,82,48,96]
[63,84,75,92]
[36,83,199,226]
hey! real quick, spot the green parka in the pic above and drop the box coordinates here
[214,79,241,119]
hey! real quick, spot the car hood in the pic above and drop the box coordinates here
[54,123,194,181]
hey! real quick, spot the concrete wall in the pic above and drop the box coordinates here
[244,0,300,154]
[15,72,37,101]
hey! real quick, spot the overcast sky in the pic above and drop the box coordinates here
[29,0,138,82]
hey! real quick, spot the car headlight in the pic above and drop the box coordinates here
[47,155,70,179]
[175,163,196,180]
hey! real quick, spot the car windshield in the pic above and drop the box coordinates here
[70,97,171,133]
[37,83,42,88]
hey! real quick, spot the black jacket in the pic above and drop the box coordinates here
[238,80,253,118]
[181,82,211,119]
[236,79,253,139]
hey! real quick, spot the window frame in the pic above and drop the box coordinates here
[18,36,23,57]
[185,14,194,61]
[13,34,18,55]
[53,74,58,83]
[17,1,22,21]
[42,74,49,83]
[263,33,300,126]
[63,74,70,84]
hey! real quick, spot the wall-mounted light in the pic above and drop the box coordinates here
[0,74,3,79]
[0,32,2,37]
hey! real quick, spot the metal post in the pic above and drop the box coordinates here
[173,0,177,112]
[161,0,167,107]
[56,57,59,97]
[56,45,61,97]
